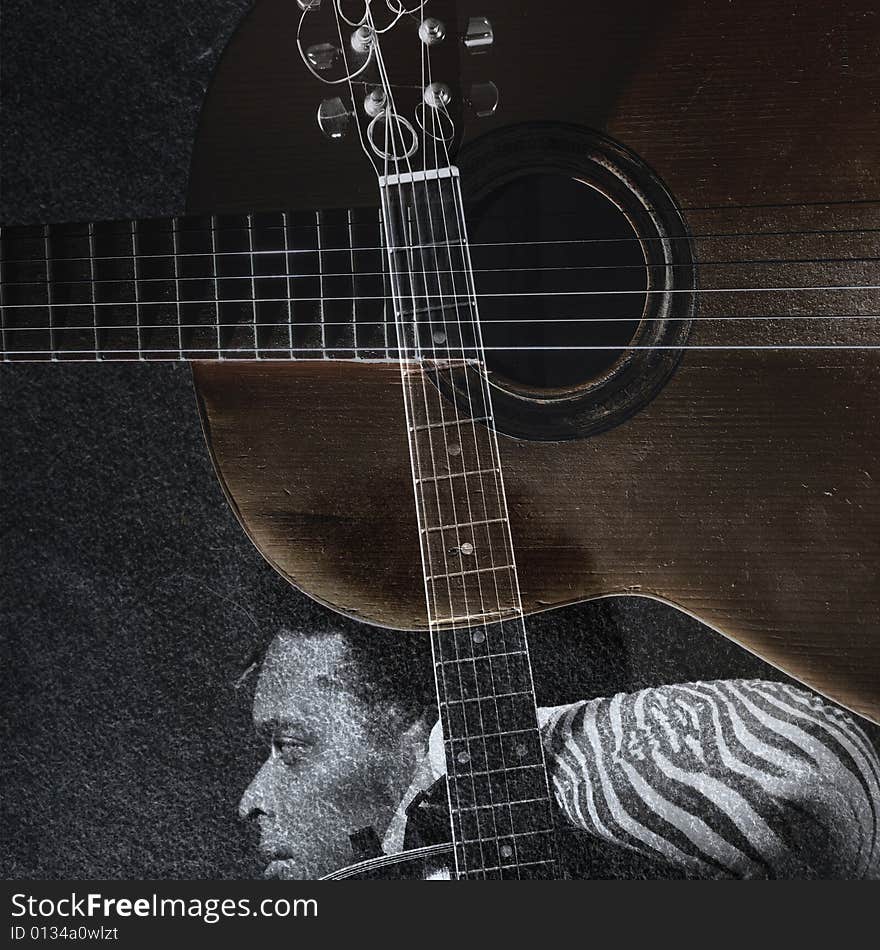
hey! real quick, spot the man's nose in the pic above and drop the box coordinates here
[239,759,274,820]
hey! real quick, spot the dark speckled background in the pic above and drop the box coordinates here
[1,0,877,880]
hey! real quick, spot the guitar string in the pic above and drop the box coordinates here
[418,45,520,876]
[4,254,880,291]
[4,193,879,246]
[436,97,559,877]
[4,285,879,310]
[3,225,880,268]
[3,218,879,262]
[5,198,880,242]
[366,4,481,878]
[4,314,880,335]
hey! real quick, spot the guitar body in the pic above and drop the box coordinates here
[188,0,880,722]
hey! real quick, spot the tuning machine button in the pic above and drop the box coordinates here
[468,81,499,117]
[350,25,374,54]
[423,82,452,110]
[364,87,386,118]
[419,17,447,45]
[463,16,494,51]
[317,97,351,140]
[297,0,321,9]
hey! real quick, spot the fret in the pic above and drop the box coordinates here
[427,564,514,582]
[450,763,548,782]
[43,226,56,360]
[0,228,6,355]
[418,475,504,540]
[450,767,554,809]
[87,222,99,359]
[246,213,258,357]
[210,214,222,357]
[285,210,321,356]
[438,648,528,666]
[130,220,144,360]
[380,210,390,355]
[348,208,357,353]
[135,217,181,359]
[415,467,500,484]
[171,216,183,358]
[457,829,556,845]
[92,220,139,359]
[426,573,519,624]
[316,210,326,357]
[458,820,556,858]
[1,225,51,360]
[320,209,358,357]
[440,689,533,705]
[434,611,509,628]
[458,859,556,881]
[439,692,544,756]
[215,213,256,357]
[175,215,220,358]
[460,796,547,814]
[414,416,498,475]
[282,211,294,358]
[412,415,491,432]
[447,723,543,768]
[349,207,388,358]
[437,648,530,704]
[424,517,505,533]
[251,211,290,358]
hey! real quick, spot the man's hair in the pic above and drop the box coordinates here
[245,610,436,725]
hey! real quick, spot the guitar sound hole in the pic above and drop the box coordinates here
[470,174,647,392]
[450,123,696,441]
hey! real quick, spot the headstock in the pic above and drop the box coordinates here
[295,1,496,179]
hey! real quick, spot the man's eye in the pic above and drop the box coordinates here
[272,737,308,766]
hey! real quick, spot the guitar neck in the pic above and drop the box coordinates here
[382,166,559,879]
[0,208,395,362]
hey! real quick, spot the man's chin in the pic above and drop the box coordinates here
[263,858,305,880]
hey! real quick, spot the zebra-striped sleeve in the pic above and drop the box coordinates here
[541,680,880,879]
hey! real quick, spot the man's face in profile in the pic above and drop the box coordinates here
[238,630,409,879]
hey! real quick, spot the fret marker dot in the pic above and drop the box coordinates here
[460,542,474,556]
[516,743,528,758]
[448,443,461,456]
[432,330,447,344]
[457,751,470,764]
[472,630,486,644]
[500,845,514,859]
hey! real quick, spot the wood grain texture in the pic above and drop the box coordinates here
[188,0,880,213]
[194,354,880,722]
[188,0,880,722]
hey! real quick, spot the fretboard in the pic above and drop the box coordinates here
[0,209,394,362]
[382,167,558,879]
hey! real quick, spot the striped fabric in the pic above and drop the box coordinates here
[542,679,880,878]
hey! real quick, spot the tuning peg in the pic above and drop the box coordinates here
[297,0,321,9]
[463,16,494,51]
[317,97,351,140]
[419,17,447,45]
[363,87,386,118]
[468,81,499,117]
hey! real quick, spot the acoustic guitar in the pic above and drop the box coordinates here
[1,0,879,878]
